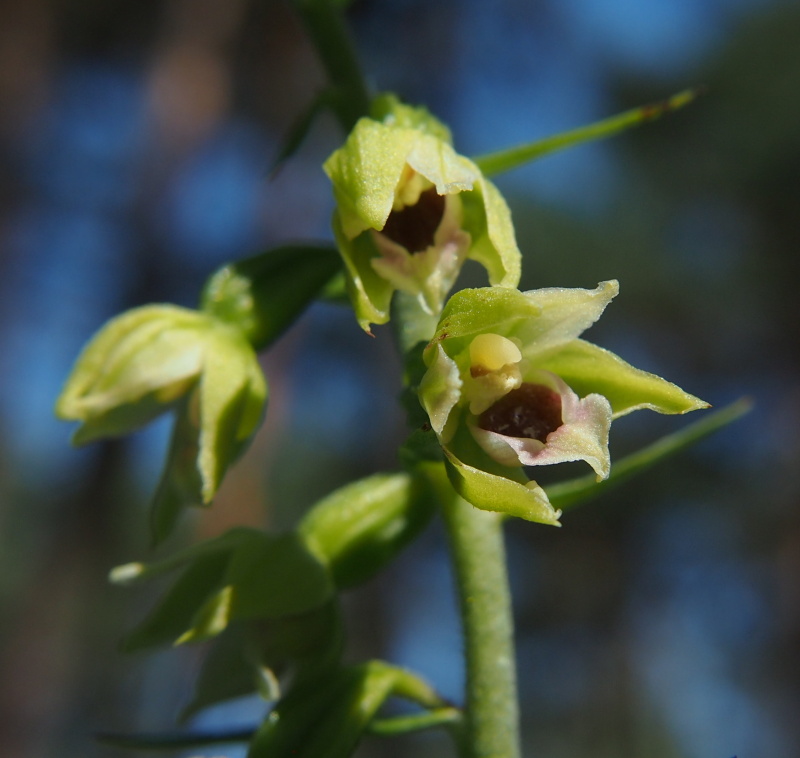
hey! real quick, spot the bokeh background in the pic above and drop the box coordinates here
[1,0,799,756]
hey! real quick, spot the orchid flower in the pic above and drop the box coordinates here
[419,281,708,525]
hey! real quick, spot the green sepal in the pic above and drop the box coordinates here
[545,397,751,511]
[201,244,342,350]
[332,214,393,331]
[114,528,335,649]
[444,426,562,526]
[474,87,703,177]
[534,338,709,418]
[196,324,267,501]
[224,532,334,620]
[299,471,436,589]
[247,662,443,758]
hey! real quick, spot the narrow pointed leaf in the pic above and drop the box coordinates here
[474,88,703,176]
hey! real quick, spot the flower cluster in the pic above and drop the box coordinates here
[320,95,709,525]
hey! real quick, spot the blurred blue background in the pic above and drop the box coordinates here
[1,0,799,756]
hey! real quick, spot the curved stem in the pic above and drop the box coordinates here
[292,0,371,132]
[441,495,521,758]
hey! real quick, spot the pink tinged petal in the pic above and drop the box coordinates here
[419,344,462,438]
[530,390,612,480]
[469,373,612,479]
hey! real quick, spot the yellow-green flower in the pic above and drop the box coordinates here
[324,95,521,332]
[419,282,708,525]
[56,304,266,538]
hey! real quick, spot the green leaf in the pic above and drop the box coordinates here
[248,662,443,758]
[180,625,278,723]
[474,87,704,176]
[201,244,342,350]
[109,527,252,586]
[299,471,436,589]
[368,707,463,737]
[546,398,751,511]
[534,338,709,417]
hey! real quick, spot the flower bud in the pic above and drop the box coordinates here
[56,305,267,540]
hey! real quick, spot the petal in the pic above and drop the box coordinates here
[426,286,541,360]
[419,344,462,438]
[461,176,521,288]
[323,118,478,240]
[517,280,619,358]
[534,338,709,417]
[332,214,394,332]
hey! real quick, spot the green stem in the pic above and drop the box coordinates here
[292,0,371,132]
[441,495,521,758]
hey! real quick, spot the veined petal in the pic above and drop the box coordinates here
[534,338,709,417]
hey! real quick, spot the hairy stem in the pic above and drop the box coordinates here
[442,495,521,758]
